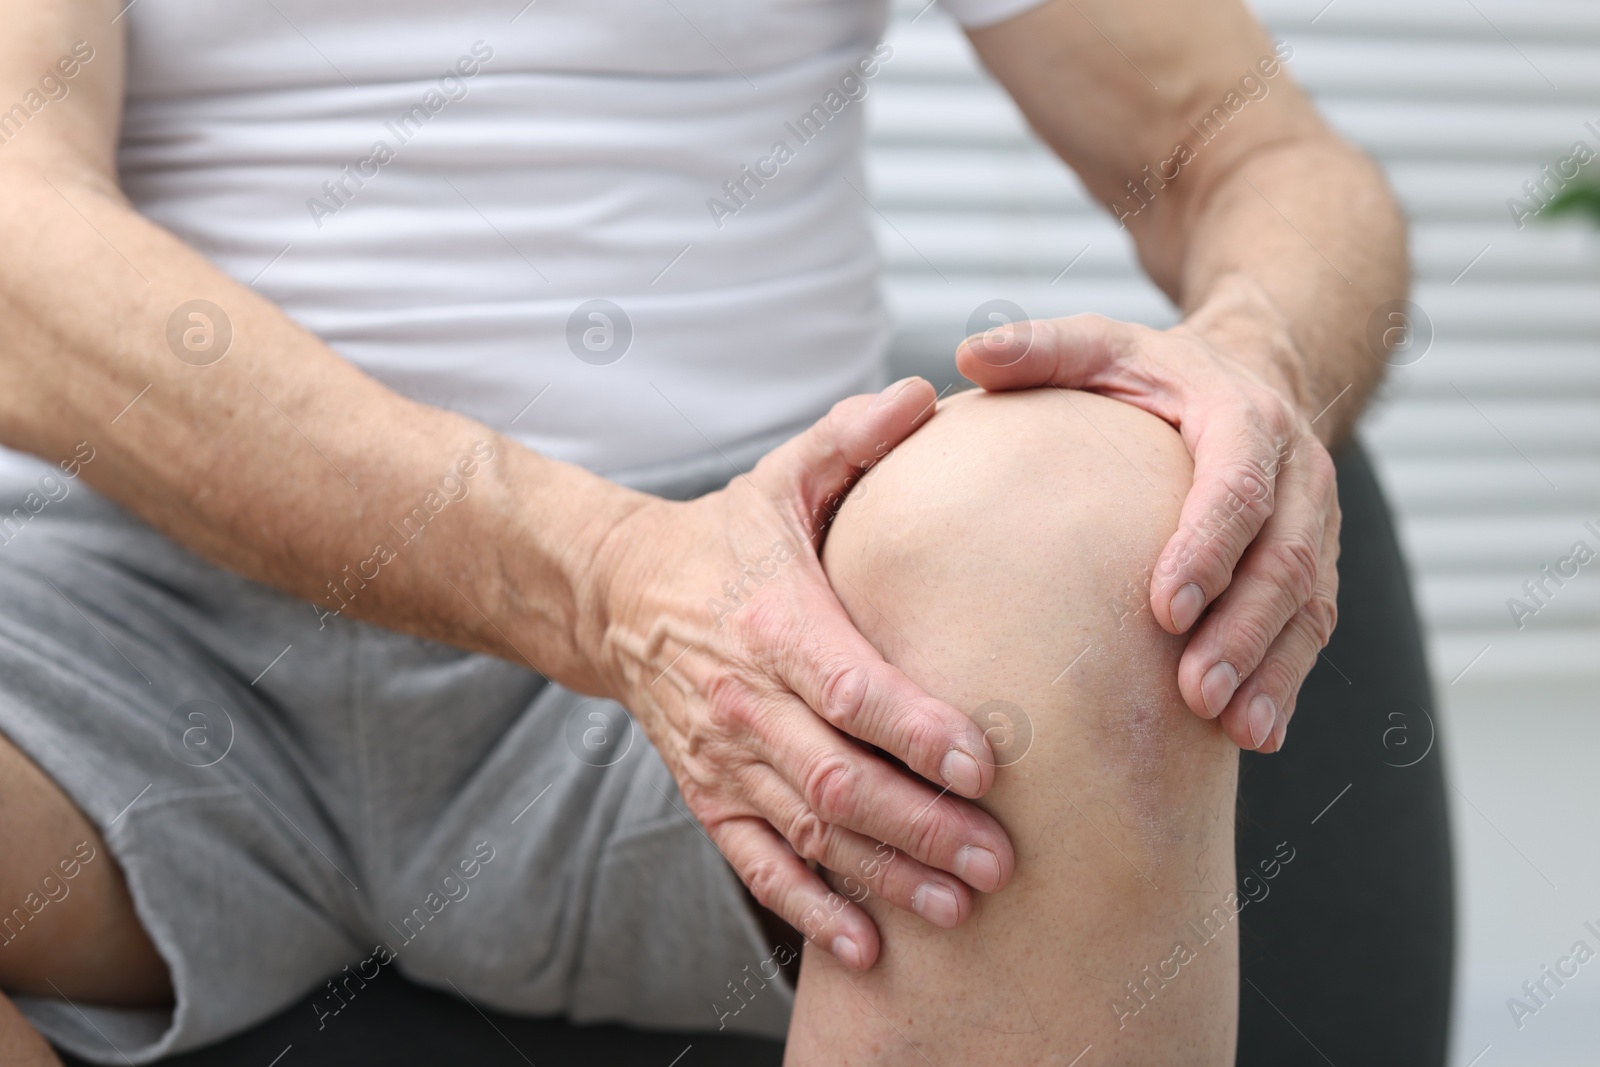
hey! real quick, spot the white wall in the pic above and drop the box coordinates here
[868,1,1600,1062]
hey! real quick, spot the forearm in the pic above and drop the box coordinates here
[0,160,640,686]
[1157,136,1407,445]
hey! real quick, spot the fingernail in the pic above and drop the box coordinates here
[870,376,920,409]
[1272,712,1288,753]
[1247,694,1276,750]
[1170,583,1205,632]
[953,845,1002,893]
[912,882,961,928]
[1200,661,1239,719]
[831,934,865,969]
[941,749,983,796]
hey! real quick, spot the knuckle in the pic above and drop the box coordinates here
[787,810,831,864]
[1302,439,1336,484]
[898,709,947,771]
[1302,593,1339,649]
[702,673,759,736]
[1264,534,1320,605]
[804,399,850,455]
[1265,397,1300,440]
[870,693,943,770]
[1172,535,1231,587]
[1327,498,1345,542]
[743,857,788,912]
[905,804,952,862]
[677,776,718,815]
[1215,609,1279,664]
[819,400,858,458]
[1073,311,1112,336]
[739,595,795,652]
[804,755,860,825]
[1216,457,1276,516]
[817,663,870,731]
[857,842,899,885]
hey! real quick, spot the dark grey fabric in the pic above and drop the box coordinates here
[1233,440,1454,1067]
[61,965,786,1067]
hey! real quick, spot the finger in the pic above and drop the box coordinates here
[779,585,997,799]
[756,377,939,531]
[762,782,973,929]
[954,313,1176,413]
[1215,512,1340,752]
[1148,398,1293,639]
[750,697,1014,893]
[1177,439,1337,718]
[715,815,881,970]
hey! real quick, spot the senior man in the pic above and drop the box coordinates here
[0,0,1449,1064]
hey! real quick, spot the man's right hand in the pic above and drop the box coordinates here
[579,378,1016,971]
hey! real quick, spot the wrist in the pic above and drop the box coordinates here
[1176,272,1313,420]
[477,436,653,690]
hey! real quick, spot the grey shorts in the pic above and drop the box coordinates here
[0,434,797,1064]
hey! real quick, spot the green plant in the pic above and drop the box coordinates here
[1543,182,1600,227]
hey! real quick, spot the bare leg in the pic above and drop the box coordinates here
[787,388,1239,1066]
[0,733,172,1062]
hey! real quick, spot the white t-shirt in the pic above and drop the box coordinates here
[107,0,1042,476]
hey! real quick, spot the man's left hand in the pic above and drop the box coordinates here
[956,292,1340,754]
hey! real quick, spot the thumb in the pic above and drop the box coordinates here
[956,312,1144,394]
[759,376,938,534]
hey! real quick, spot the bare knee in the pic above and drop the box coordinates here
[823,385,1192,629]
[805,387,1239,1064]
[822,383,1238,896]
[821,385,1218,810]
